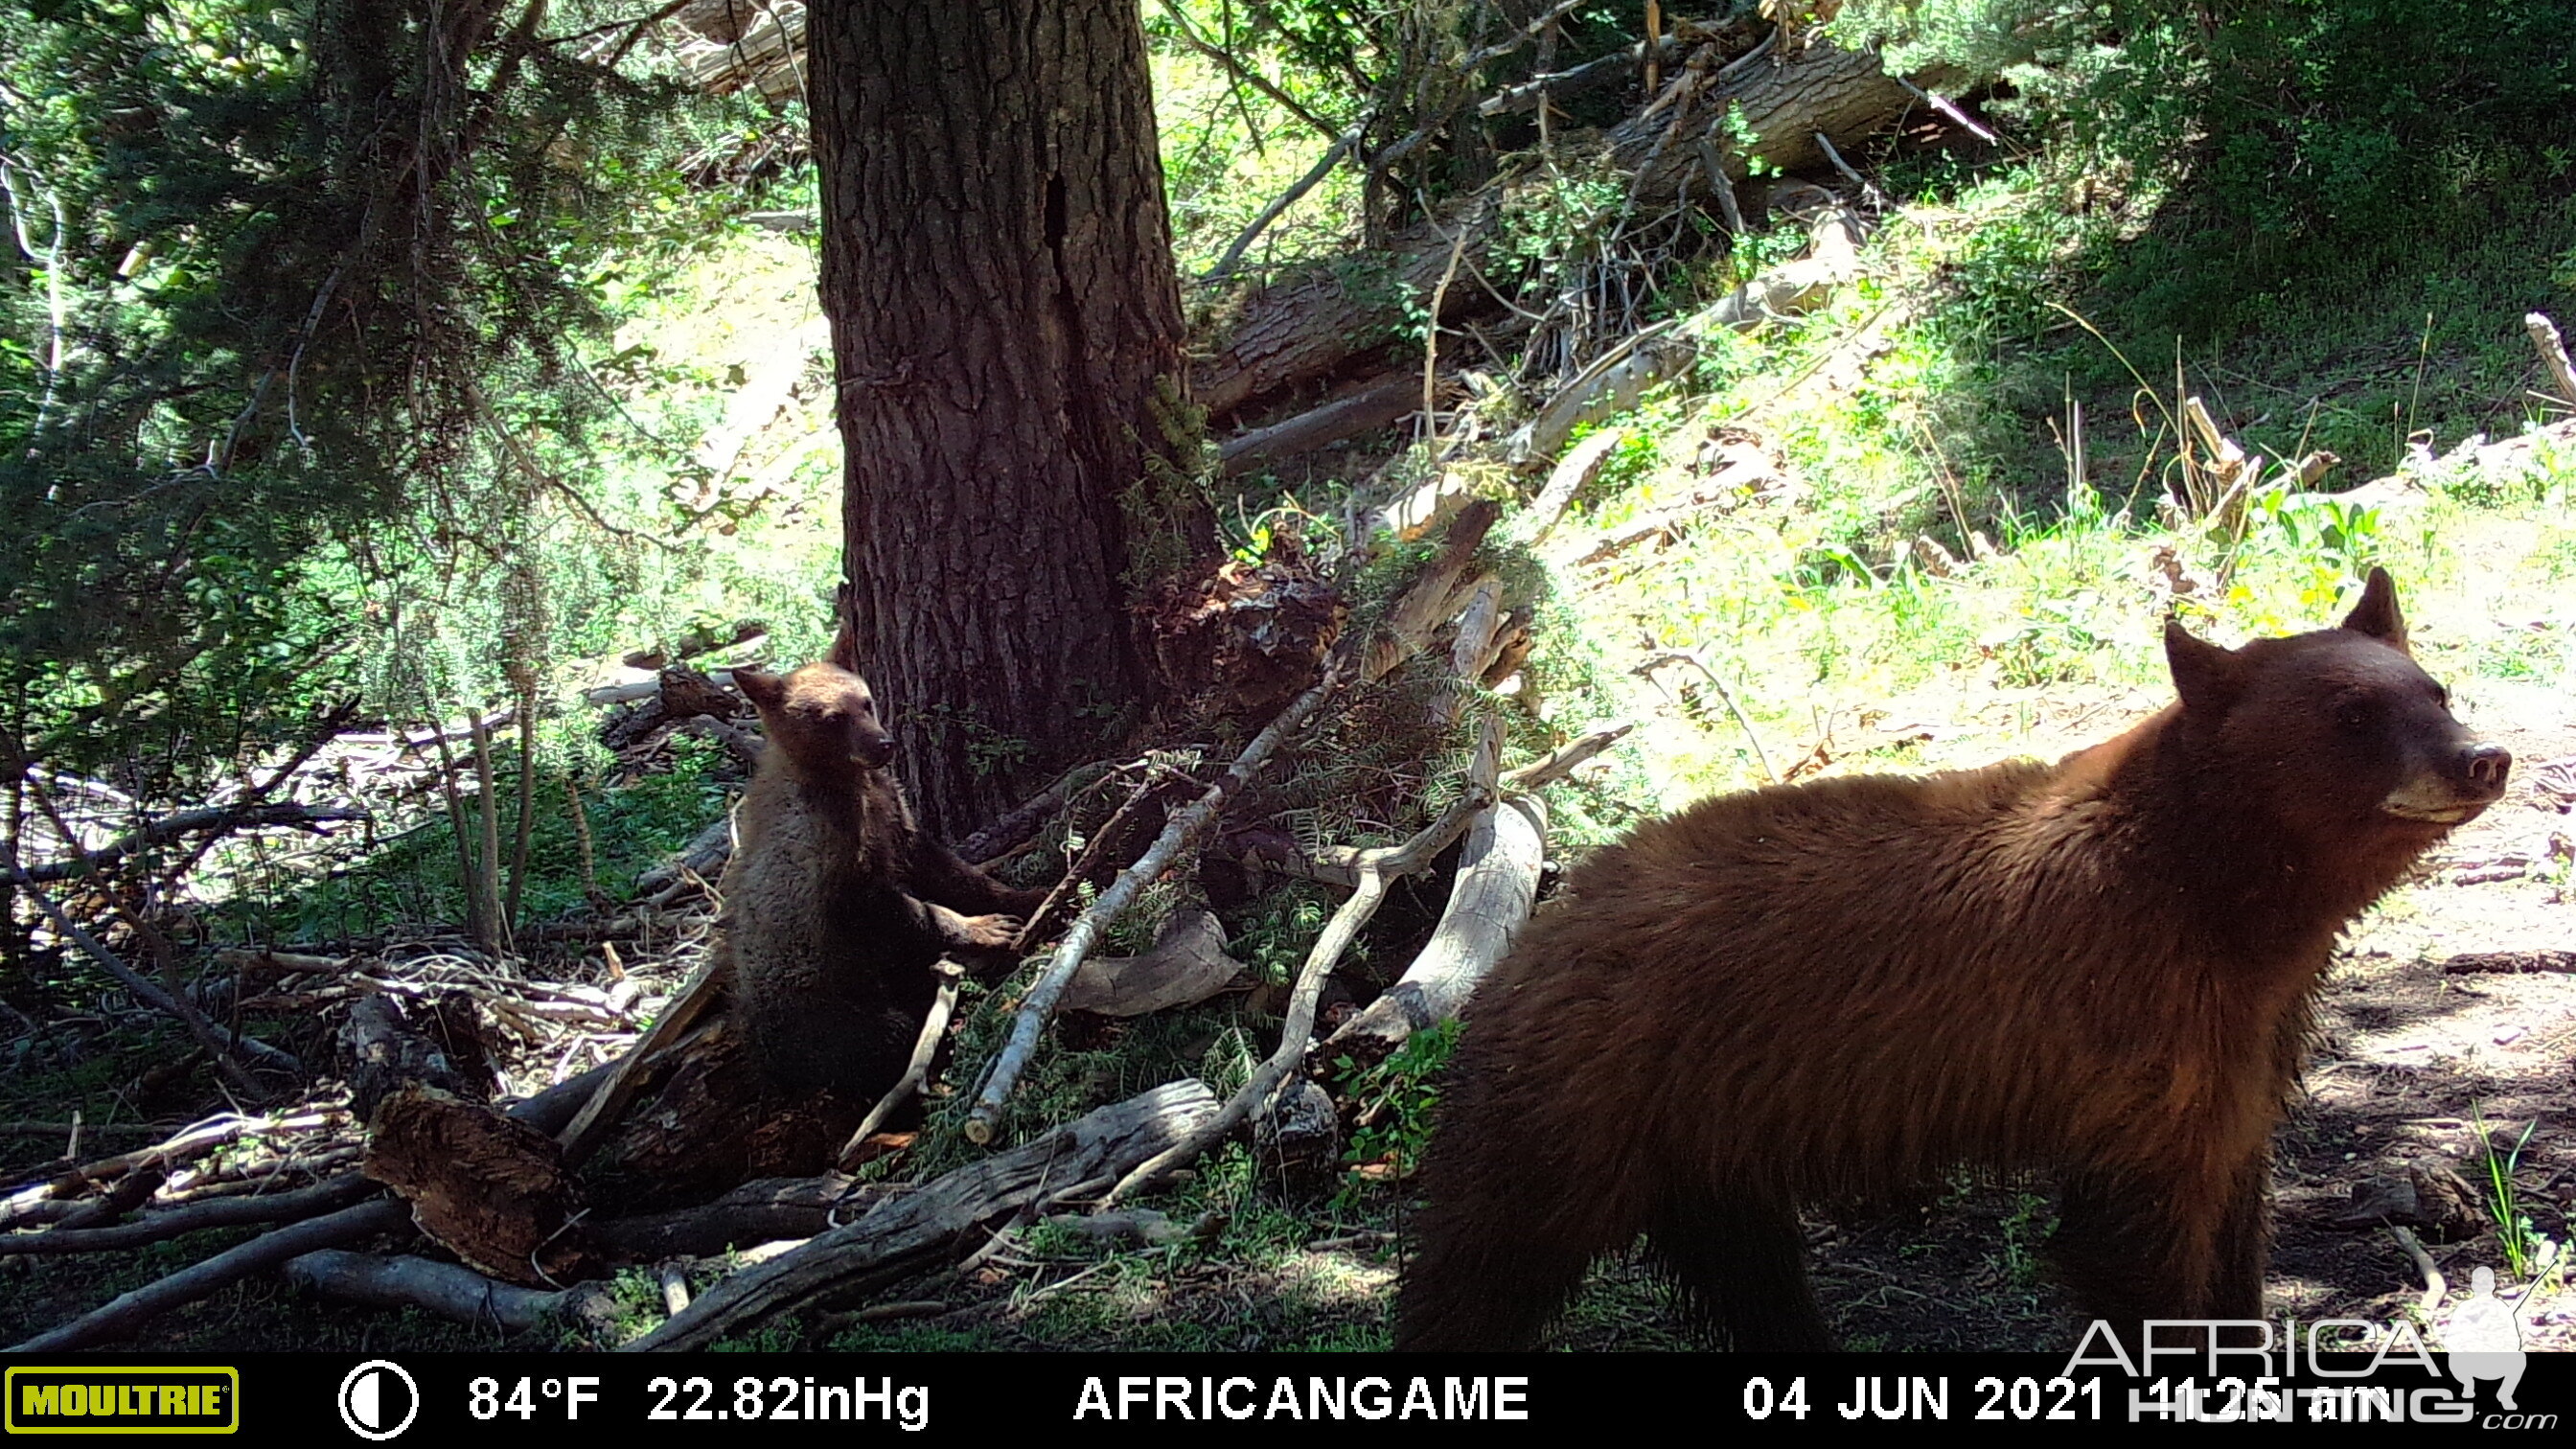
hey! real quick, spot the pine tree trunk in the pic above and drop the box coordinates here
[809,0,1197,835]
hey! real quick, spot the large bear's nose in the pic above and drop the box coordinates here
[2461,742,2512,792]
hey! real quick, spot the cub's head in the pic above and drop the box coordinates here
[732,622,895,777]
[2163,567,2510,845]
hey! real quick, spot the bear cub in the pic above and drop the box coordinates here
[1398,569,2511,1350]
[722,619,1047,1101]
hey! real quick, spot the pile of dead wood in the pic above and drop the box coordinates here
[0,493,1602,1351]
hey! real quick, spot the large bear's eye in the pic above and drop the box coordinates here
[2334,698,2374,732]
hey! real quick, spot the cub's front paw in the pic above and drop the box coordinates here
[958,913,1022,951]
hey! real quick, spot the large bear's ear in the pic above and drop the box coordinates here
[2163,618,2241,714]
[732,668,786,713]
[2339,566,2407,649]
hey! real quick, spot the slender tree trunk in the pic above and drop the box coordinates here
[809,0,1203,835]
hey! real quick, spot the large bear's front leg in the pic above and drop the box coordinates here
[2050,1165,2233,1354]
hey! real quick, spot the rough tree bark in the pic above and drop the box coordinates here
[810,0,1207,835]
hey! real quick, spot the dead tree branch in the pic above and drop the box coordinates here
[838,961,964,1168]
[283,1249,605,1334]
[17,802,368,885]
[1315,793,1543,1066]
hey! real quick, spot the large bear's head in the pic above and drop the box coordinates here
[2161,567,2511,851]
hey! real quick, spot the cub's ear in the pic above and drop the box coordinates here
[2163,618,2242,714]
[824,617,863,675]
[731,668,786,713]
[2339,566,2408,649]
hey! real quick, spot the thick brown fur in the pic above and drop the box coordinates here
[721,621,1047,1100]
[1397,570,2513,1350]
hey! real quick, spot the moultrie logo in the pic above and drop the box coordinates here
[5,1367,239,1433]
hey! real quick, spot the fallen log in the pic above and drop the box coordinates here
[1057,908,1244,1018]
[1217,373,1424,476]
[1606,40,1948,199]
[624,1079,1219,1350]
[1192,208,1495,424]
[1192,41,1947,422]
[282,1250,610,1335]
[589,1176,884,1262]
[632,815,733,899]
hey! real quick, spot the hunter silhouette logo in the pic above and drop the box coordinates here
[2440,1265,2540,1411]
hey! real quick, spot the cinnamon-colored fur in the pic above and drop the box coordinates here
[721,622,1046,1099]
[1397,570,2512,1349]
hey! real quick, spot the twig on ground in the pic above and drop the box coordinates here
[839,961,964,1168]
[1635,647,1776,783]
[2389,1225,2447,1316]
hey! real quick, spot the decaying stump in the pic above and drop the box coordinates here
[362,1086,590,1286]
[1146,550,1346,724]
[577,1015,870,1208]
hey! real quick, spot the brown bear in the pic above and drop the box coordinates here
[1396,569,2511,1350]
[721,619,1048,1101]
